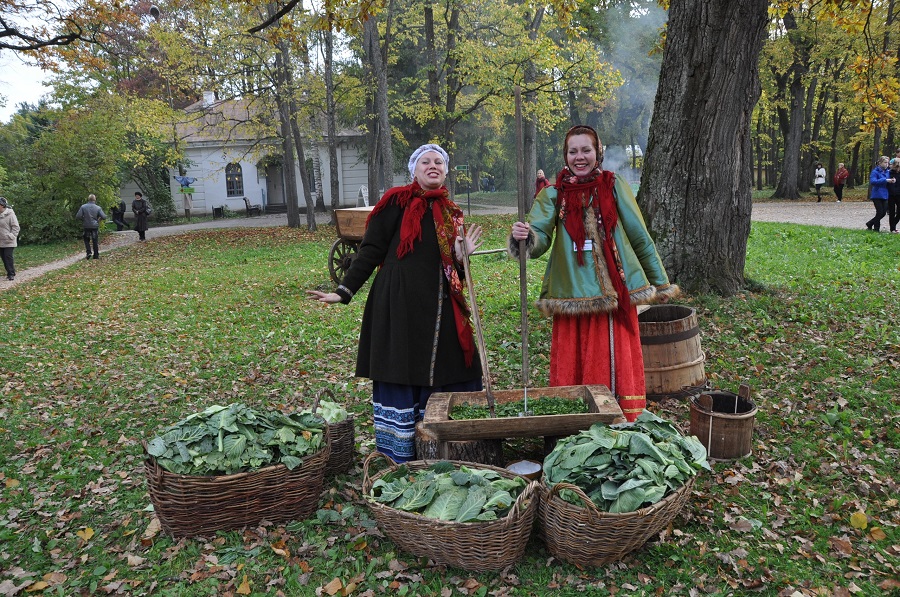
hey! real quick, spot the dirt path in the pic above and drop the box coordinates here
[0,200,886,292]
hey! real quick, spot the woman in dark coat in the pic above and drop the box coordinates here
[308,144,483,462]
[131,192,151,240]
[887,159,900,233]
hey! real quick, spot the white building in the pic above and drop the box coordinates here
[121,92,402,215]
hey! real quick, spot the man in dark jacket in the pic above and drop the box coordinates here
[75,194,107,259]
[110,198,130,231]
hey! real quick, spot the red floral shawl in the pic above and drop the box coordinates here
[367,181,475,366]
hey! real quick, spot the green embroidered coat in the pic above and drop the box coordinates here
[509,173,678,317]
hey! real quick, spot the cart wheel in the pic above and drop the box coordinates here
[329,239,359,284]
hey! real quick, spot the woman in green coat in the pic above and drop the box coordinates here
[510,125,678,421]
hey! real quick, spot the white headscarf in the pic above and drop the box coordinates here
[407,143,450,179]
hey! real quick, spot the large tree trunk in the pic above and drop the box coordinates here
[639,0,767,296]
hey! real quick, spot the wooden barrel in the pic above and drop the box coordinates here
[689,390,757,460]
[638,305,706,400]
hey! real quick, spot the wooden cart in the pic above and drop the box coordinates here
[329,206,374,284]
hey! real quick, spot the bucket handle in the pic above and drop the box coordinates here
[737,384,752,414]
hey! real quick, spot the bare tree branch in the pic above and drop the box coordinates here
[246,0,302,34]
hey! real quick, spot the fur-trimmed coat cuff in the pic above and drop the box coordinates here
[653,283,680,302]
[507,231,535,259]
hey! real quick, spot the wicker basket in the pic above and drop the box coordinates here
[362,453,539,572]
[314,388,355,475]
[144,425,330,537]
[541,476,695,567]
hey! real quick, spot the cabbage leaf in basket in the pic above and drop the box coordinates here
[368,462,526,522]
[147,403,326,475]
[544,411,709,513]
[303,399,349,424]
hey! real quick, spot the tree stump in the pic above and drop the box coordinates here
[415,422,505,466]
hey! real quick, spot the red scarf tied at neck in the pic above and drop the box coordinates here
[556,167,631,316]
[367,181,475,366]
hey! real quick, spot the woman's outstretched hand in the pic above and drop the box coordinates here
[511,221,530,241]
[456,224,484,258]
[306,290,341,304]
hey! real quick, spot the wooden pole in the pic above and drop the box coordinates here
[514,87,530,394]
[458,225,495,416]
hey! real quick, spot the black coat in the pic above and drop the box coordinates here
[338,193,482,388]
[887,169,900,198]
[132,199,150,232]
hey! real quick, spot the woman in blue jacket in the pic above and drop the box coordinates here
[866,156,895,232]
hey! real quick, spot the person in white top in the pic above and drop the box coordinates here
[814,163,827,202]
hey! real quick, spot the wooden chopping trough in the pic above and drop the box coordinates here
[422,384,625,442]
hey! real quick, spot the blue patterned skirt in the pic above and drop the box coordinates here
[372,379,482,463]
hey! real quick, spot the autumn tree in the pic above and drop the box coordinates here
[640,0,768,296]
[0,0,103,51]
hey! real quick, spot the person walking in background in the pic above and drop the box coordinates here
[866,156,895,232]
[75,194,107,259]
[832,163,849,203]
[0,197,20,280]
[111,198,130,231]
[131,192,151,241]
[534,169,551,197]
[509,125,678,422]
[174,176,196,220]
[307,143,484,463]
[814,163,827,202]
[887,158,900,234]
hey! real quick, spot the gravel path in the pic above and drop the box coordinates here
[0,200,885,292]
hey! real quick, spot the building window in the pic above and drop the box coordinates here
[226,163,244,197]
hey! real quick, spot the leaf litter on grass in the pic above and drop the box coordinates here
[1,222,898,595]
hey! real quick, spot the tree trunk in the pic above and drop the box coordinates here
[768,120,778,187]
[311,135,324,210]
[277,41,316,230]
[375,3,394,193]
[444,5,460,197]
[827,105,842,184]
[361,3,393,201]
[567,89,579,125]
[798,77,816,192]
[324,22,340,222]
[772,70,805,199]
[522,8,545,214]
[424,0,441,115]
[849,138,861,189]
[755,115,763,190]
[269,4,301,228]
[771,11,808,200]
[639,0,768,296]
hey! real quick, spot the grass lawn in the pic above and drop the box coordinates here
[1,217,898,596]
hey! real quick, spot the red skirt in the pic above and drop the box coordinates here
[549,308,646,421]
